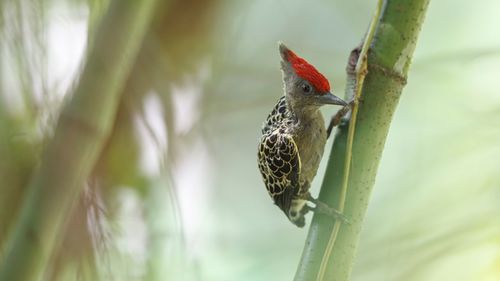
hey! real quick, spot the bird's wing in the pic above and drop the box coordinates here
[258,129,301,212]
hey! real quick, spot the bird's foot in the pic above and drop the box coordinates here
[326,98,358,138]
[307,195,350,224]
[347,95,360,107]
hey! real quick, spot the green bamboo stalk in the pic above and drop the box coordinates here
[294,0,430,280]
[0,0,159,280]
[315,1,384,279]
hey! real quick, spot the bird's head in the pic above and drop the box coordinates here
[278,42,347,110]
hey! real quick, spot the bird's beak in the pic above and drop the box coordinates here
[319,92,348,106]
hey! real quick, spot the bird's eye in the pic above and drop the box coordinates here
[301,84,311,93]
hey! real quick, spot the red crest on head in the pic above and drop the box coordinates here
[284,49,331,94]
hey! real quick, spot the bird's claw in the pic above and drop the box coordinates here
[307,196,351,225]
[347,96,360,107]
[315,202,351,225]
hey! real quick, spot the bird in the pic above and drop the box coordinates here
[257,42,351,227]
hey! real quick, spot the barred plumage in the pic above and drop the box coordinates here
[258,98,301,211]
[258,96,325,227]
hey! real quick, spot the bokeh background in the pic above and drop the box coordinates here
[0,0,499,280]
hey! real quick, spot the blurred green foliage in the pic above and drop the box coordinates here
[0,0,499,280]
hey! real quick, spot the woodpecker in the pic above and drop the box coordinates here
[257,43,351,227]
